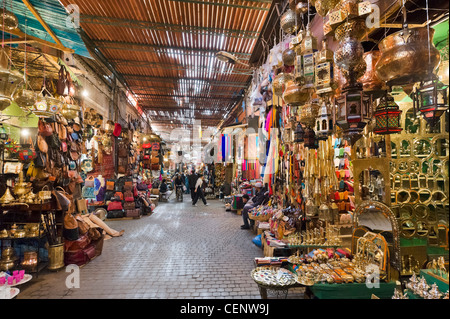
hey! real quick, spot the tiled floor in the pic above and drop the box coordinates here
[16,196,305,299]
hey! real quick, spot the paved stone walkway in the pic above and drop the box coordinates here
[16,197,304,299]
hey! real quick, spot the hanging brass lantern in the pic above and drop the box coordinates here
[373,91,403,135]
[0,49,23,111]
[0,8,19,31]
[412,76,449,127]
[315,39,335,95]
[280,9,299,34]
[282,48,296,67]
[273,72,293,97]
[300,28,318,90]
[299,100,320,128]
[283,80,312,106]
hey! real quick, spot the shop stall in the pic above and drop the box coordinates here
[236,0,450,299]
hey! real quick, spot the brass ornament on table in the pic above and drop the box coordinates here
[0,188,15,205]
[0,247,19,272]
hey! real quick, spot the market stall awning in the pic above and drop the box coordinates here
[2,0,90,57]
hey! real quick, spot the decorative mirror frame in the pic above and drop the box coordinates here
[353,200,401,274]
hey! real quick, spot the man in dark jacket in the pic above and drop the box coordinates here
[241,182,266,229]
[188,170,199,201]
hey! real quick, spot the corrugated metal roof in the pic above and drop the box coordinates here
[58,0,272,131]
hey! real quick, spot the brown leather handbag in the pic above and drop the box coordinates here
[38,119,53,137]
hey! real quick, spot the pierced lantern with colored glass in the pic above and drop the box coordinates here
[334,86,372,144]
[373,92,402,135]
[413,77,449,127]
[294,122,305,143]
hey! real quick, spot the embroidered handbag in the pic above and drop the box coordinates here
[107,200,123,211]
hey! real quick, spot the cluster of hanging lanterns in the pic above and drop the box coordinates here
[0,9,81,120]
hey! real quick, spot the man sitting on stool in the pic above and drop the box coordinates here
[241,182,266,230]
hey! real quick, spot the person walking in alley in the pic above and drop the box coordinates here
[192,174,209,206]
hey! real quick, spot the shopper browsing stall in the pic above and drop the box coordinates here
[241,182,267,230]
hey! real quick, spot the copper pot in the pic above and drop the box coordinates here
[283,81,313,106]
[359,50,386,97]
[375,27,441,87]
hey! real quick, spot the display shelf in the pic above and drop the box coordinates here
[287,244,341,249]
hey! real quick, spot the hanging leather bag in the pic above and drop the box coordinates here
[38,118,53,137]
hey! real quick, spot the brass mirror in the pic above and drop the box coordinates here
[400,219,417,238]
[353,201,401,274]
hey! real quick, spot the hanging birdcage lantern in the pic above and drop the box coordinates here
[300,28,318,90]
[315,39,335,96]
[303,126,317,149]
[412,76,449,127]
[373,91,403,135]
[315,101,333,139]
[294,122,305,143]
[334,86,372,144]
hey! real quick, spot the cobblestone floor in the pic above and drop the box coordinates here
[16,197,305,299]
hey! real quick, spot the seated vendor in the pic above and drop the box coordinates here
[159,179,168,194]
[241,182,267,230]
